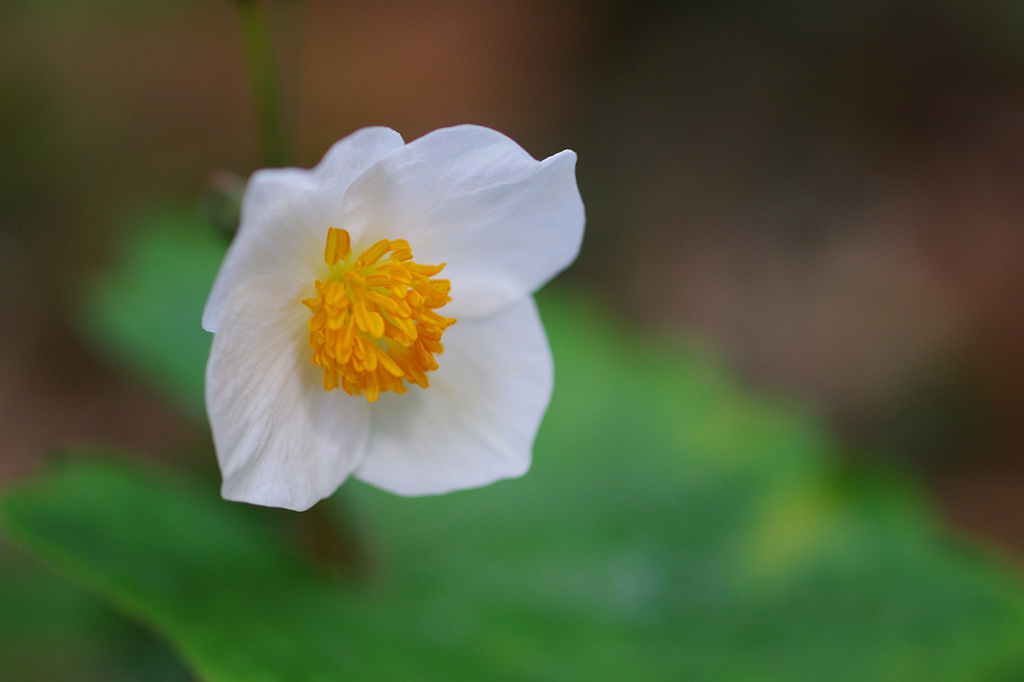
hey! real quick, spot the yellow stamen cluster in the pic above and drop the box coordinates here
[302,227,456,402]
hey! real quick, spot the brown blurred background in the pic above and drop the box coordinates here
[2,0,1024,553]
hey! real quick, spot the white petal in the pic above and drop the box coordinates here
[206,275,371,511]
[355,295,552,496]
[311,126,406,183]
[340,125,585,319]
[202,127,405,332]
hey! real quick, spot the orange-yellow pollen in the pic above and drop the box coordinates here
[302,227,456,402]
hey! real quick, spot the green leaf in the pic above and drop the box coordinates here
[1,461,500,682]
[0,541,192,681]
[78,210,227,421]
[7,291,1024,681]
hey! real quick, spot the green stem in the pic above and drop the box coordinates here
[237,0,289,167]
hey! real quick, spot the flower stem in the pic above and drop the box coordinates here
[236,0,289,167]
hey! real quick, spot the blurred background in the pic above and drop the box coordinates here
[4,0,1024,679]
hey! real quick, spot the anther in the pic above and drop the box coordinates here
[305,227,456,401]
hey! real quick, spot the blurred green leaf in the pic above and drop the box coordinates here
[78,211,227,421]
[7,292,1024,681]
[0,541,193,681]
[0,462,500,682]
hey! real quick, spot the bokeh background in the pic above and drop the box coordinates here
[4,1,1024,679]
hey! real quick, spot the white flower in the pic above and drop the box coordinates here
[202,125,584,511]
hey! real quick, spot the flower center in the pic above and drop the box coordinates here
[302,227,456,402]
